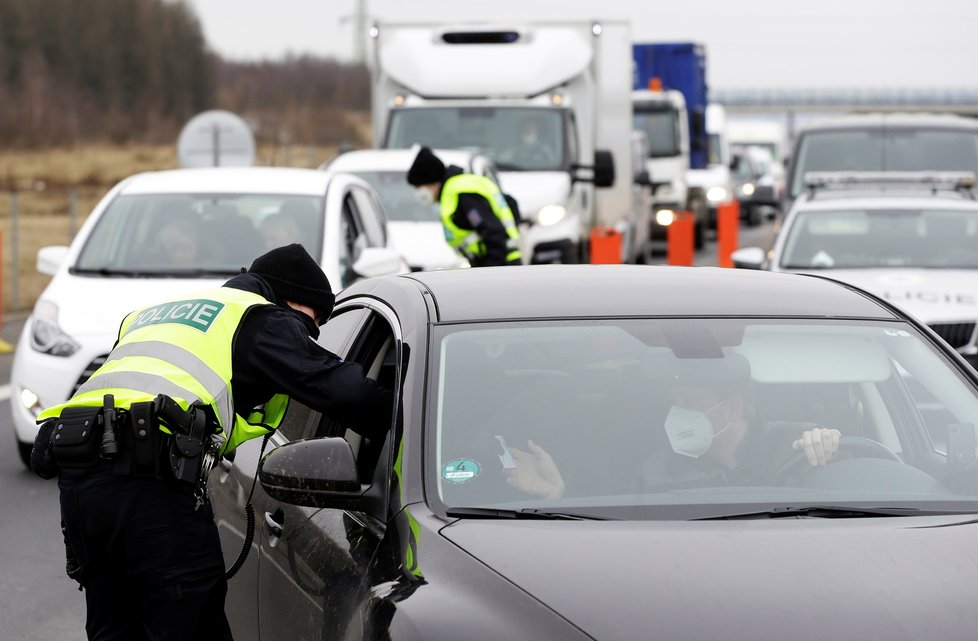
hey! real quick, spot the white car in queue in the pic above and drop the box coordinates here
[322,148,510,270]
[733,171,978,367]
[11,166,407,467]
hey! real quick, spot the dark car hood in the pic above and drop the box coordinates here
[441,515,978,641]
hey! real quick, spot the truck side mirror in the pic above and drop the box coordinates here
[634,170,653,187]
[592,150,615,188]
[571,150,615,188]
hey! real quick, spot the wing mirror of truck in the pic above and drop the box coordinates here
[571,150,615,188]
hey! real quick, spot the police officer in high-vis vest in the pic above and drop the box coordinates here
[406,146,522,267]
[31,243,393,640]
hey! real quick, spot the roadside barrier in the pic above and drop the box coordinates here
[589,226,622,264]
[717,201,740,268]
[0,229,12,353]
[667,211,695,266]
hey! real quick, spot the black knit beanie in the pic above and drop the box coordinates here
[248,243,335,320]
[406,146,446,186]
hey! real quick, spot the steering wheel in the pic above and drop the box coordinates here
[771,436,903,486]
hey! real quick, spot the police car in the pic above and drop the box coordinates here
[322,148,507,270]
[10,166,407,467]
[733,171,978,367]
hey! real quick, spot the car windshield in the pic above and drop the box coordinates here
[74,193,324,275]
[430,318,978,520]
[351,170,440,222]
[780,208,978,269]
[790,128,978,196]
[633,107,680,157]
[385,107,568,171]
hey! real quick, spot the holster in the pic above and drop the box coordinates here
[156,395,210,487]
[127,401,161,478]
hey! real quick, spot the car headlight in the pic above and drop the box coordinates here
[536,204,567,227]
[31,300,80,357]
[655,209,676,226]
[706,187,728,203]
[20,387,42,417]
[740,182,755,197]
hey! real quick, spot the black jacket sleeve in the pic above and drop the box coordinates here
[452,192,511,267]
[231,306,394,438]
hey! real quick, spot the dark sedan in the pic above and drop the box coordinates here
[211,265,978,641]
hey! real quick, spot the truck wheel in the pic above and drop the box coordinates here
[694,219,706,250]
[746,205,761,227]
[564,242,581,264]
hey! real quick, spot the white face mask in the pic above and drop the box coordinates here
[663,397,732,458]
[414,186,434,206]
[523,133,539,146]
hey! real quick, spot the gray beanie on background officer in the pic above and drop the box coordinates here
[406,145,447,187]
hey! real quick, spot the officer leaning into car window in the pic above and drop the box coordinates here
[406,145,523,267]
[30,243,393,641]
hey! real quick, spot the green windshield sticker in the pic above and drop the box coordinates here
[128,299,226,334]
[442,458,481,484]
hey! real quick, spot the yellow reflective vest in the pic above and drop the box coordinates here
[38,287,289,454]
[440,174,522,264]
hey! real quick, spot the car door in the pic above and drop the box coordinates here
[257,301,403,640]
[215,306,368,641]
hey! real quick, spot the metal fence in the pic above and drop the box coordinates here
[0,187,105,313]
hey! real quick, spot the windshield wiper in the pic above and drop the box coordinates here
[70,267,239,278]
[445,507,608,521]
[493,162,526,171]
[71,267,161,277]
[692,505,926,521]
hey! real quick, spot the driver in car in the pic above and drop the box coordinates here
[504,355,842,499]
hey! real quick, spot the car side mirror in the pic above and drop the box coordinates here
[353,247,406,278]
[731,246,766,269]
[259,438,365,509]
[38,245,70,276]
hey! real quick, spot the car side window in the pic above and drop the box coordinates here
[315,310,399,483]
[350,185,387,247]
[339,193,368,288]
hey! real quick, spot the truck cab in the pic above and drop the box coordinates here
[369,22,635,264]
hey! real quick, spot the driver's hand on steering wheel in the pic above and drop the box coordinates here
[791,428,842,466]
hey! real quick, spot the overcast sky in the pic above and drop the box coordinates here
[185,0,978,90]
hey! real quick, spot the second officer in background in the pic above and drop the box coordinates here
[406,145,522,267]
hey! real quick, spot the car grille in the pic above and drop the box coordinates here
[70,354,108,396]
[928,322,977,350]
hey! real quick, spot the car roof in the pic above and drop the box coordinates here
[118,167,337,196]
[323,148,476,172]
[798,112,978,133]
[377,265,900,322]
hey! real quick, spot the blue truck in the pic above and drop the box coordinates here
[632,42,709,170]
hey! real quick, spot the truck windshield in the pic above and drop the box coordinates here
[386,107,567,172]
[633,108,680,157]
[790,128,978,197]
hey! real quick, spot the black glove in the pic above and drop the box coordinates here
[30,419,59,480]
[62,520,84,591]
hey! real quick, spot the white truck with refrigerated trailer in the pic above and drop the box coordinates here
[368,20,644,263]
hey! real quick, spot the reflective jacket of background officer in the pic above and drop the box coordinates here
[36,243,393,641]
[407,146,522,267]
